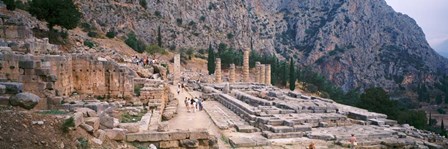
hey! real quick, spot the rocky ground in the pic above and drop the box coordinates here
[0,106,131,149]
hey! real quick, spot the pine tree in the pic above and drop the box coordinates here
[157,26,162,48]
[442,120,446,137]
[429,112,432,125]
[207,44,215,75]
[289,58,296,91]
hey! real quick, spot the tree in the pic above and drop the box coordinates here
[436,95,443,105]
[157,26,162,48]
[145,44,167,59]
[289,58,296,91]
[125,32,146,53]
[28,0,81,30]
[207,44,215,75]
[358,87,398,119]
[441,120,447,137]
[4,0,16,10]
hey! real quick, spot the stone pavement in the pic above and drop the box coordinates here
[167,85,229,148]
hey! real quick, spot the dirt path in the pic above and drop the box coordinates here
[168,85,229,148]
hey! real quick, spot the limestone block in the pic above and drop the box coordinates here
[168,131,189,140]
[35,68,51,76]
[0,96,9,105]
[189,129,209,139]
[105,128,127,141]
[180,139,199,148]
[118,123,139,133]
[229,137,256,148]
[90,138,102,145]
[0,85,5,95]
[159,141,179,149]
[18,60,34,69]
[75,107,98,117]
[9,92,40,110]
[99,113,118,128]
[95,129,107,141]
[126,132,171,142]
[157,122,169,132]
[0,82,23,94]
[80,123,94,133]
[73,112,85,127]
[85,117,100,131]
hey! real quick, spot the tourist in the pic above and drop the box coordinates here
[349,134,357,149]
[177,84,180,94]
[186,98,190,112]
[143,56,149,66]
[197,98,203,111]
[190,98,196,112]
[308,142,315,149]
[193,97,199,110]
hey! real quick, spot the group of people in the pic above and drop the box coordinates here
[132,55,158,66]
[177,83,185,94]
[184,97,203,112]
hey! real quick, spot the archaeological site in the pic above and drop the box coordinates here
[1,0,448,149]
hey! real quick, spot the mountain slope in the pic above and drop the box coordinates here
[75,0,448,95]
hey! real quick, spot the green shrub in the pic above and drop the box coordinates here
[77,137,89,149]
[106,31,116,38]
[39,110,66,115]
[134,85,143,97]
[155,11,161,17]
[120,109,147,123]
[84,40,95,48]
[438,108,446,114]
[227,33,234,39]
[62,117,75,133]
[4,0,16,10]
[305,84,318,93]
[87,31,99,38]
[28,0,81,29]
[139,0,147,9]
[125,32,146,53]
[188,21,196,26]
[80,22,93,32]
[199,16,206,22]
[176,18,183,25]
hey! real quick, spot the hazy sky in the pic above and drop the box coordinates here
[385,0,448,52]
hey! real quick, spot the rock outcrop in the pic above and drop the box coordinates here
[75,0,448,94]
[9,92,40,110]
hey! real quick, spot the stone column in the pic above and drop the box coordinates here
[243,48,250,82]
[265,64,271,85]
[215,58,222,83]
[260,64,266,84]
[173,54,180,85]
[229,64,236,83]
[255,62,261,83]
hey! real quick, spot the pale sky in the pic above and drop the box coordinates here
[385,0,448,53]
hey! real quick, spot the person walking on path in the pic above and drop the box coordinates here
[186,98,191,112]
[349,134,357,149]
[197,98,203,111]
[190,98,196,113]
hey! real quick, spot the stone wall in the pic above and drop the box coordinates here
[0,53,136,109]
[126,129,218,149]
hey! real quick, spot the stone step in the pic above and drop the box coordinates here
[262,131,307,139]
[229,136,270,148]
[235,125,259,133]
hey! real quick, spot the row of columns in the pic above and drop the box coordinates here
[214,48,271,85]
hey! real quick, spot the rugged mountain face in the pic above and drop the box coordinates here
[76,0,448,94]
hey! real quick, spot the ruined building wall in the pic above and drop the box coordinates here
[0,53,135,102]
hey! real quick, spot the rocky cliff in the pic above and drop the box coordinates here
[76,0,448,94]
